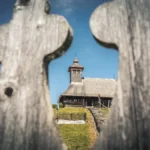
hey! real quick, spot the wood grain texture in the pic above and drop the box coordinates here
[0,0,72,150]
[90,0,150,150]
[0,25,8,63]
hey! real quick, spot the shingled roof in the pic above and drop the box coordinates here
[68,57,84,71]
[62,78,116,98]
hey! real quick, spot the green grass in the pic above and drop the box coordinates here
[54,107,97,150]
[58,124,90,150]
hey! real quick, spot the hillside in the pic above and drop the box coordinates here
[54,107,97,150]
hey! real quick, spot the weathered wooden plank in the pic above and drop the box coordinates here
[90,0,150,150]
[0,0,72,150]
[0,25,9,63]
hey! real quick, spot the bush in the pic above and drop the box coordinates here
[58,112,86,120]
[59,103,65,108]
[55,107,87,120]
[52,104,57,109]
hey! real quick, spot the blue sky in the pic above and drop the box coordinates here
[0,0,118,104]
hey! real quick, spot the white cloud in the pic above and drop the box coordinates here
[52,0,74,16]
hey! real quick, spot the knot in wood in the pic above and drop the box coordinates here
[0,80,17,100]
[4,87,13,97]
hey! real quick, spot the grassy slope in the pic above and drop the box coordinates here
[58,124,89,150]
[55,107,97,150]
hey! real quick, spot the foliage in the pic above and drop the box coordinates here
[52,104,57,109]
[58,112,86,120]
[58,107,86,113]
[55,107,87,120]
[59,103,65,108]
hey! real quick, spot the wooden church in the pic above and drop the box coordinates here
[58,57,116,107]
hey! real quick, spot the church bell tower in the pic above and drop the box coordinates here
[68,57,84,83]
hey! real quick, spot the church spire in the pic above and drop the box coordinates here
[73,57,78,63]
[68,57,84,83]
